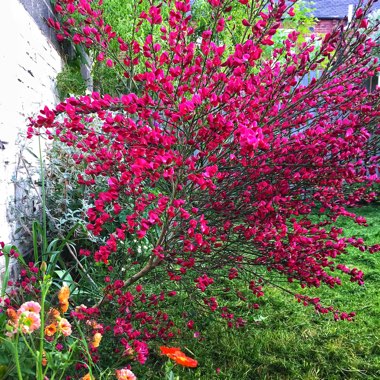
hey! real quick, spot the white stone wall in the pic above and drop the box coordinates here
[0,0,62,276]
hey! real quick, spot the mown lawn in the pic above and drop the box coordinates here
[144,205,380,380]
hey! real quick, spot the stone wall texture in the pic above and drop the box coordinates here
[0,0,62,280]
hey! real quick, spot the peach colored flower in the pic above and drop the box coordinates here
[47,308,61,321]
[86,319,102,329]
[18,301,41,315]
[92,332,102,348]
[45,323,57,336]
[19,311,41,334]
[115,368,137,380]
[58,318,72,336]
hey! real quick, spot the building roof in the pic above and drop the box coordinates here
[302,0,380,20]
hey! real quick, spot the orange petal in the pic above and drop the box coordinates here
[59,300,69,313]
[44,323,57,337]
[160,346,182,355]
[58,286,70,303]
[173,354,198,368]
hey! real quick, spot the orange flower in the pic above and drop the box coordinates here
[45,323,57,336]
[6,308,18,323]
[81,374,95,380]
[59,300,69,313]
[58,286,70,303]
[159,346,181,356]
[92,332,102,348]
[48,308,61,321]
[42,351,47,367]
[171,353,198,368]
[58,286,70,313]
[160,346,198,368]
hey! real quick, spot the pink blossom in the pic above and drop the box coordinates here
[18,311,41,334]
[115,368,137,380]
[58,318,72,337]
[17,301,41,315]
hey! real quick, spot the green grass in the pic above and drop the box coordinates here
[145,205,380,380]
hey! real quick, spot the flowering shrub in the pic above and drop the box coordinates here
[3,0,380,378]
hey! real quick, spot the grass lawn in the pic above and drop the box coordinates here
[146,205,380,380]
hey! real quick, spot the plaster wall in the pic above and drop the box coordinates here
[0,0,62,279]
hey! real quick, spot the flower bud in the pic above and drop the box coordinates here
[40,261,47,273]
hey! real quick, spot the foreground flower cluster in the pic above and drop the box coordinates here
[1,0,379,378]
[6,301,41,335]
[5,288,73,338]
[0,259,144,379]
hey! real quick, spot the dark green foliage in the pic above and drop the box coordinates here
[56,61,86,100]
